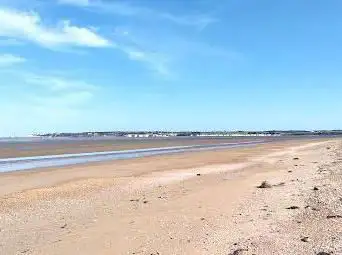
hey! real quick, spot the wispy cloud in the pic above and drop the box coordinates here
[59,0,89,6]
[31,90,93,107]
[58,0,216,29]
[4,69,98,108]
[0,53,26,67]
[112,26,242,77]
[160,13,216,30]
[0,8,112,49]
[121,46,171,76]
[24,73,97,92]
[0,38,24,46]
[111,28,172,76]
[0,68,99,136]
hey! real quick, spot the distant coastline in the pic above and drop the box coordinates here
[32,130,342,138]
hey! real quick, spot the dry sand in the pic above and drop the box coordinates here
[0,138,341,254]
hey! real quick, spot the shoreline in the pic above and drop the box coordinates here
[0,138,341,254]
[0,136,335,159]
[0,136,262,159]
[0,140,266,173]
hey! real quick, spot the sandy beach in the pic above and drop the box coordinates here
[0,138,341,254]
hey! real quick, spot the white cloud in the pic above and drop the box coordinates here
[58,0,216,29]
[0,8,111,49]
[0,54,26,66]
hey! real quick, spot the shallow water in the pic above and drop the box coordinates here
[0,141,266,172]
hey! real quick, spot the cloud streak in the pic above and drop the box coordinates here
[121,46,171,76]
[111,26,242,77]
[24,73,97,92]
[0,8,111,49]
[0,68,99,136]
[0,54,26,67]
[58,0,216,29]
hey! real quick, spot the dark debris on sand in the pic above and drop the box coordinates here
[229,248,248,255]
[257,181,272,189]
[286,206,300,210]
[273,182,286,187]
[300,236,309,242]
[326,215,342,219]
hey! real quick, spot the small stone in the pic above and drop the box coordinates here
[293,157,299,160]
[143,200,148,204]
[61,223,67,229]
[313,187,319,191]
[301,236,309,242]
[196,173,201,176]
[288,170,293,173]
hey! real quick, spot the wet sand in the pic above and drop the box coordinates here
[0,138,341,254]
[0,140,265,172]
[0,136,321,159]
[0,137,261,159]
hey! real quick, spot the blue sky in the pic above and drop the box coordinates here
[1,0,342,136]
